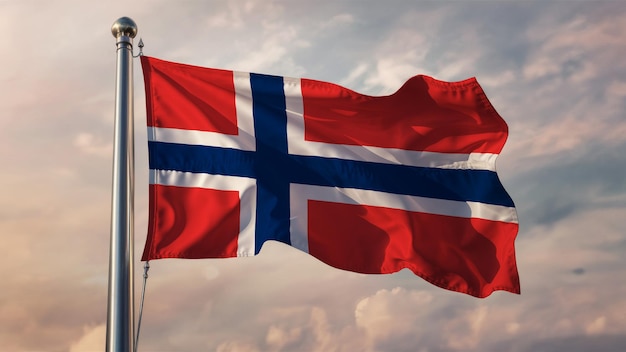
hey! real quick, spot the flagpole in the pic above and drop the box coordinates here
[107,17,137,352]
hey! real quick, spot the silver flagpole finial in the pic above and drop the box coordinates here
[111,17,138,39]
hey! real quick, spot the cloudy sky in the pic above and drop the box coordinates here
[2,0,625,351]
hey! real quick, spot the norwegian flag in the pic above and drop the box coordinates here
[140,56,519,298]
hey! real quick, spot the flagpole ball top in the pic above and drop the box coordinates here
[111,17,137,38]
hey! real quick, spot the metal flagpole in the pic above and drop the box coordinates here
[107,17,137,352]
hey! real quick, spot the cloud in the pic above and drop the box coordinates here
[204,0,252,29]
[505,141,626,229]
[477,70,517,88]
[340,62,369,87]
[523,10,626,82]
[216,340,261,352]
[212,305,367,352]
[69,324,106,352]
[585,316,607,335]
[265,325,302,350]
[319,14,355,29]
[74,132,112,158]
[442,306,488,350]
[507,334,626,352]
[355,287,433,343]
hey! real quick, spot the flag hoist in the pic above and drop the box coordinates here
[107,17,137,352]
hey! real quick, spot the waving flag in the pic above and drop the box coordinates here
[140,56,519,298]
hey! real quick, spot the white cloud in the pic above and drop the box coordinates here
[355,287,433,343]
[265,325,302,350]
[443,306,488,350]
[216,340,261,352]
[478,70,517,88]
[205,9,242,28]
[585,316,606,335]
[502,90,626,162]
[230,21,309,75]
[320,13,355,29]
[214,305,367,352]
[340,62,369,87]
[308,307,334,352]
[523,12,626,83]
[69,324,106,352]
[74,132,112,158]
[520,207,626,275]
[364,52,426,93]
